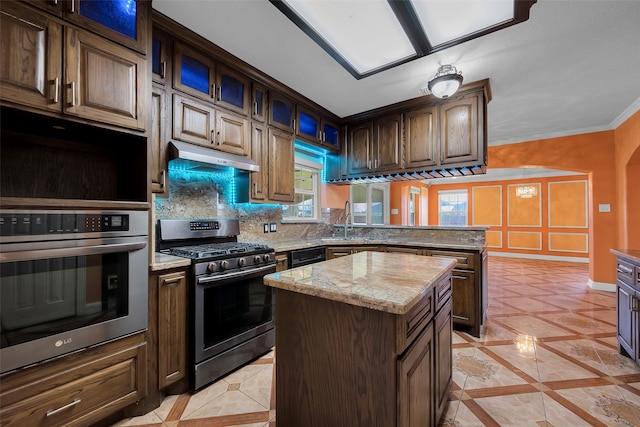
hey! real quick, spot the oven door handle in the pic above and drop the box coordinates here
[0,239,147,262]
[197,264,276,285]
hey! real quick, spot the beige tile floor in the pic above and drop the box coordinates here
[114,257,640,426]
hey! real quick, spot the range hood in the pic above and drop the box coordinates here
[168,140,259,172]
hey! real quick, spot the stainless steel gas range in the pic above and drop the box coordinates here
[157,218,275,390]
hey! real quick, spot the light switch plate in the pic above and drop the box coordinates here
[598,204,611,213]
[270,222,277,232]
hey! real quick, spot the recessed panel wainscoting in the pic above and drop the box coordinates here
[114,258,640,427]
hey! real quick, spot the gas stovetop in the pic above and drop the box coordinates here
[167,242,273,261]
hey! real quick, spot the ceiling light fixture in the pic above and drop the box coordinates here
[427,65,463,99]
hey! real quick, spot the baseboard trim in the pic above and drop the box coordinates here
[488,251,589,264]
[588,279,616,293]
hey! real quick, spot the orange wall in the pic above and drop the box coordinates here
[614,109,640,249]
[322,183,349,209]
[389,181,430,225]
[488,131,617,284]
[426,175,590,259]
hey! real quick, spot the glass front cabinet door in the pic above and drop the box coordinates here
[65,0,148,54]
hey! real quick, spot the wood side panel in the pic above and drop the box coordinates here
[275,289,397,427]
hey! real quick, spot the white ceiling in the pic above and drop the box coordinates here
[154,0,640,147]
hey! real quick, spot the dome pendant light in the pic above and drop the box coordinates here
[427,65,463,99]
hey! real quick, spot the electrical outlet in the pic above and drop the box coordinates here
[263,223,269,233]
[269,222,277,232]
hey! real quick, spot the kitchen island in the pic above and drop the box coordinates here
[264,251,456,427]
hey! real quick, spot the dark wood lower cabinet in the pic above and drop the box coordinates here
[0,334,147,427]
[614,253,640,367]
[134,268,189,415]
[434,297,453,425]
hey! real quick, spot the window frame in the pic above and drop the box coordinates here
[438,189,469,226]
[281,155,322,222]
[350,183,390,225]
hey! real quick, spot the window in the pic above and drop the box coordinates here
[351,183,389,225]
[282,156,321,221]
[438,190,468,226]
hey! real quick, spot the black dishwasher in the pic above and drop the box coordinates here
[289,246,326,268]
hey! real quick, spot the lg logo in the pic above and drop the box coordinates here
[55,338,72,347]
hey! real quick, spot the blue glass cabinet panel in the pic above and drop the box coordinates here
[299,112,318,138]
[180,55,210,95]
[272,100,292,128]
[152,38,162,76]
[323,123,339,147]
[220,74,244,109]
[79,0,137,39]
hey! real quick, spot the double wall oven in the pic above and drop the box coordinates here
[0,209,148,374]
[158,218,275,390]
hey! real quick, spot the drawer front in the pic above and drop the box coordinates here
[616,258,635,286]
[0,343,146,427]
[435,275,452,312]
[397,292,434,354]
[427,250,475,270]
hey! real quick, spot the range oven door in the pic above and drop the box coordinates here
[0,236,148,373]
[194,263,276,364]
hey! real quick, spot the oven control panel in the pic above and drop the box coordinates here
[190,220,220,231]
[0,212,129,236]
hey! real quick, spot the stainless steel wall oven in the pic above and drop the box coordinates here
[0,209,148,374]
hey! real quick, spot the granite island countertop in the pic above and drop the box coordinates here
[610,249,640,264]
[263,251,456,315]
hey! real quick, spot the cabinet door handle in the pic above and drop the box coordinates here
[69,0,75,13]
[292,118,296,130]
[617,264,633,274]
[52,0,58,5]
[163,276,182,286]
[68,81,76,106]
[253,101,258,116]
[253,181,258,196]
[160,169,166,190]
[52,77,60,104]
[374,159,378,169]
[46,398,81,417]
[367,160,371,169]
[211,83,216,99]
[160,61,167,79]
[632,295,639,312]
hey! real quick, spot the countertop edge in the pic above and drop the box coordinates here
[150,252,192,271]
[610,248,640,264]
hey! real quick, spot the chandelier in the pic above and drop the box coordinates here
[515,185,537,198]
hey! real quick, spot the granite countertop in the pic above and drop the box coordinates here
[150,252,191,271]
[266,237,486,253]
[263,251,456,315]
[611,249,640,264]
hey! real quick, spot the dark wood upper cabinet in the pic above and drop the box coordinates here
[216,64,250,116]
[1,1,148,131]
[439,93,480,165]
[152,27,171,85]
[251,82,268,123]
[373,114,402,172]
[25,0,149,54]
[347,121,374,176]
[405,106,438,169]
[173,41,216,102]
[269,91,295,132]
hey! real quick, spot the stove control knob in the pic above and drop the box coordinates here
[238,258,246,267]
[220,260,229,270]
[262,254,271,262]
[254,255,262,264]
[207,262,218,273]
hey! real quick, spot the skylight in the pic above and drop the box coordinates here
[270,0,536,79]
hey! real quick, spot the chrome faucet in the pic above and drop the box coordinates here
[343,199,352,239]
